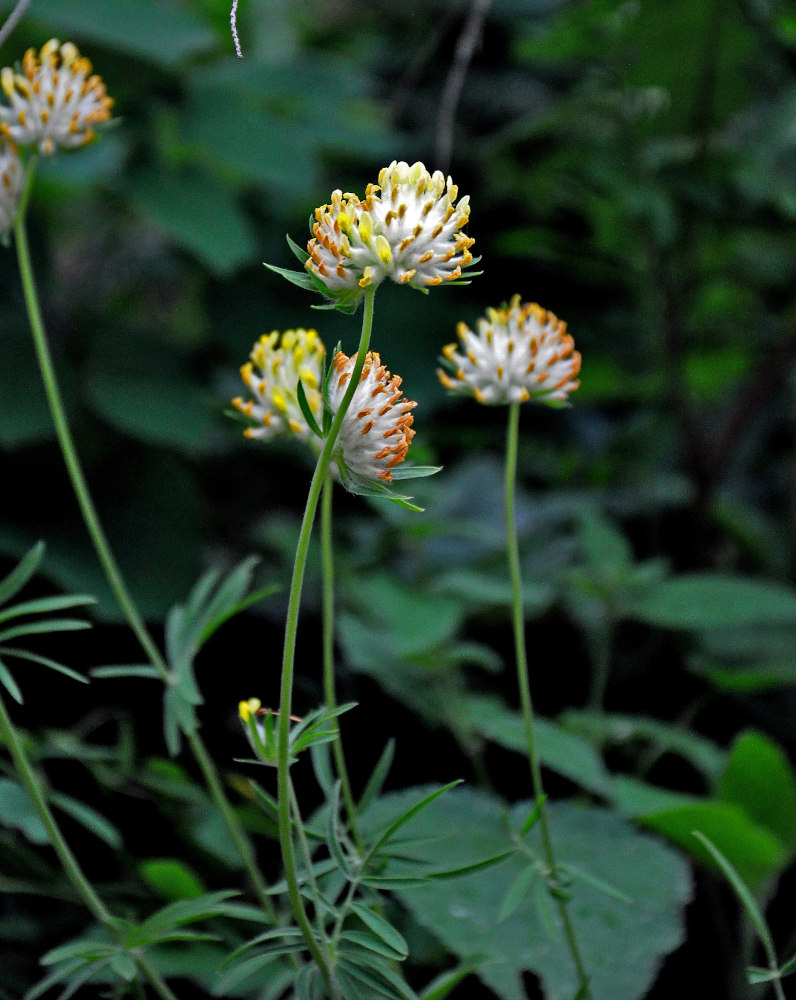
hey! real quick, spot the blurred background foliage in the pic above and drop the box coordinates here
[2,0,796,997]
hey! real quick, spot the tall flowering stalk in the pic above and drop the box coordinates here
[439,296,591,999]
[2,38,274,920]
[238,160,474,984]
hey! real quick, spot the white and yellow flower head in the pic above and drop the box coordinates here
[439,295,581,406]
[0,39,113,155]
[327,350,416,483]
[0,141,22,237]
[306,161,475,301]
[232,327,325,442]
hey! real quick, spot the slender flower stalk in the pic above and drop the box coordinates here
[12,159,274,919]
[321,471,363,851]
[276,284,376,980]
[440,297,590,997]
[0,690,180,1000]
[0,39,113,154]
[505,402,592,999]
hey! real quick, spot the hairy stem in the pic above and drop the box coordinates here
[276,285,375,979]
[14,158,274,921]
[321,471,363,852]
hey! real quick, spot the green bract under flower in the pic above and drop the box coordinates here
[0,39,113,155]
[232,328,325,443]
[0,141,22,238]
[327,350,416,483]
[305,160,475,304]
[439,295,581,406]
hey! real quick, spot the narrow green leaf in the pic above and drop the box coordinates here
[360,874,430,889]
[296,378,324,438]
[341,929,407,961]
[778,953,796,977]
[520,795,548,835]
[363,780,463,867]
[0,543,45,607]
[54,957,113,1000]
[222,927,305,964]
[139,858,205,901]
[0,619,90,644]
[3,647,88,685]
[40,939,114,965]
[109,951,137,982]
[264,262,317,291]
[335,967,371,1000]
[215,949,301,993]
[286,232,310,263]
[349,902,409,958]
[196,557,262,645]
[498,865,537,923]
[388,465,442,481]
[419,964,474,1000]
[326,782,356,880]
[294,963,321,1000]
[0,659,23,704]
[139,890,241,934]
[748,966,782,985]
[0,594,95,626]
[426,850,514,881]
[342,952,419,1000]
[358,739,395,813]
[91,664,159,679]
[692,831,776,964]
[24,957,83,1000]
[50,794,122,849]
[563,863,633,904]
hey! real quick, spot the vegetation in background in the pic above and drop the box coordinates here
[1,1,796,998]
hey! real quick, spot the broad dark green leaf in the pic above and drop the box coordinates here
[717,731,796,853]
[630,575,796,629]
[50,793,122,849]
[127,170,259,277]
[362,788,690,1000]
[26,0,216,66]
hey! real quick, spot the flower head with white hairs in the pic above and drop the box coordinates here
[0,141,22,238]
[232,328,325,444]
[439,295,581,406]
[326,350,416,484]
[303,161,476,308]
[0,39,113,155]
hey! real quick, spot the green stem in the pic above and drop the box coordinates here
[13,159,274,922]
[321,471,363,853]
[186,730,276,918]
[14,159,166,685]
[504,402,592,1000]
[131,953,180,1000]
[0,692,180,1000]
[0,689,111,925]
[587,616,614,712]
[276,284,376,979]
[288,780,329,948]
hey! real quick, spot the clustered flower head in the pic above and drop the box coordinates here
[439,295,581,406]
[326,350,416,483]
[0,142,22,237]
[306,160,475,302]
[232,328,325,443]
[0,39,113,155]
